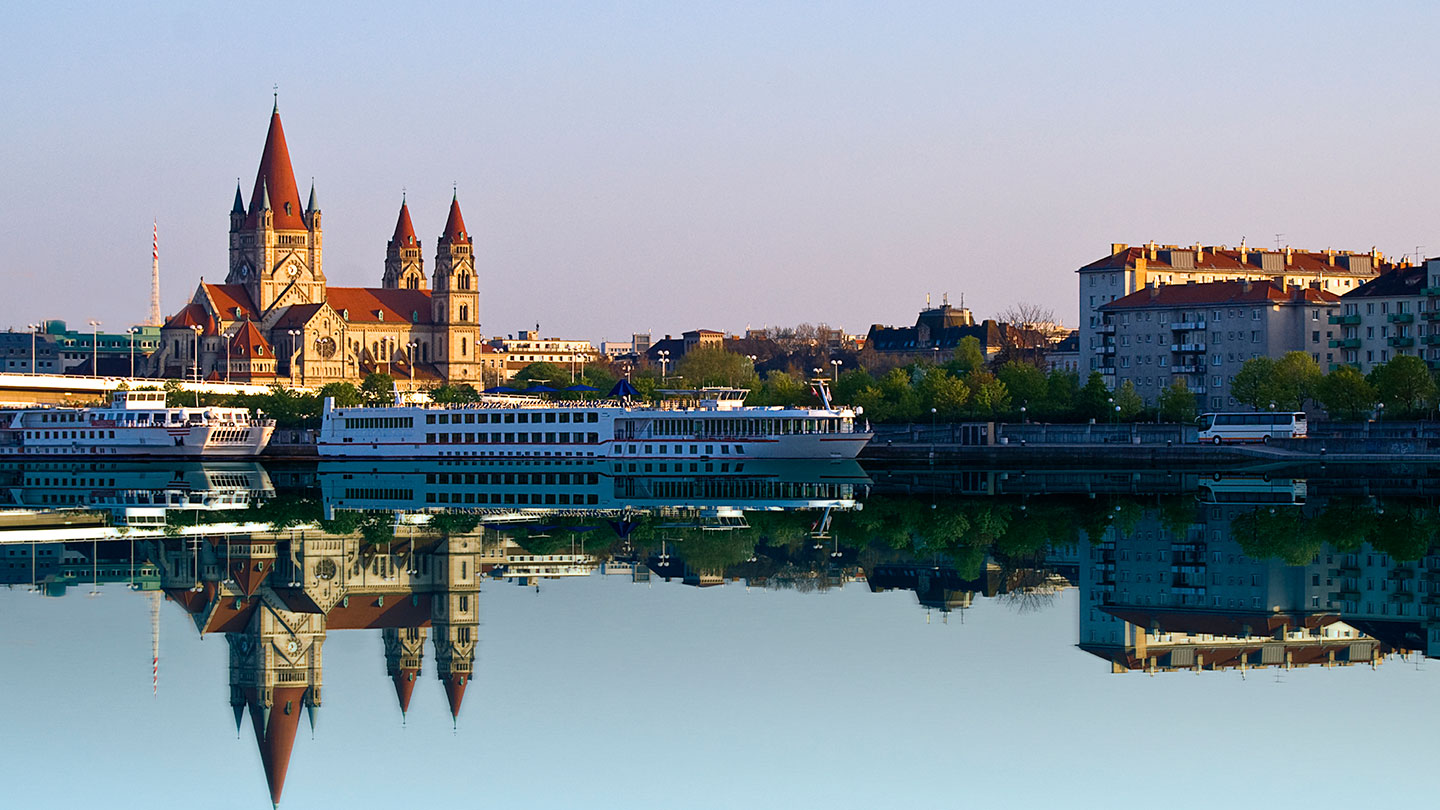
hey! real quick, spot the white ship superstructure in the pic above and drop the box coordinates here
[0,390,274,457]
[318,387,871,460]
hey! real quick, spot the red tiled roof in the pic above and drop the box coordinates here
[229,321,274,361]
[440,195,471,245]
[205,284,259,320]
[247,111,308,231]
[228,558,272,595]
[393,668,420,715]
[391,202,419,248]
[1078,245,1395,276]
[443,672,468,719]
[164,303,215,334]
[1099,279,1340,311]
[326,287,433,324]
[326,593,434,629]
[271,303,325,329]
[1104,607,1341,637]
[251,685,308,807]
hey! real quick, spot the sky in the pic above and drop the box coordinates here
[2,579,1435,809]
[4,1,1440,343]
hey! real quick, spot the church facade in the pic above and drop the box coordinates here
[151,104,486,386]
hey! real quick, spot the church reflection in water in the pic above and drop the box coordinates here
[3,459,1440,805]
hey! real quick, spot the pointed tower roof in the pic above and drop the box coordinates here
[232,182,246,215]
[228,320,274,361]
[306,180,318,216]
[439,193,472,245]
[246,108,306,230]
[228,556,272,594]
[442,672,468,721]
[391,198,419,248]
[251,686,308,807]
[392,667,419,716]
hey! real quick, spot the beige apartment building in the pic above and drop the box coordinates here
[1098,279,1340,410]
[1332,258,1440,374]
[1078,241,1390,385]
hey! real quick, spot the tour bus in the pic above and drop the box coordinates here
[1196,475,1307,505]
[1196,411,1307,444]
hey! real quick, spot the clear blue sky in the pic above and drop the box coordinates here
[4,1,1440,341]
[2,580,1434,809]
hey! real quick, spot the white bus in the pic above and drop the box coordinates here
[1196,412,1306,444]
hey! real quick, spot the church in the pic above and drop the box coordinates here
[151,102,488,385]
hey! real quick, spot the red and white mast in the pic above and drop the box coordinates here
[149,221,162,327]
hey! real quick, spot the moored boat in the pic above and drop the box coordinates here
[0,390,275,457]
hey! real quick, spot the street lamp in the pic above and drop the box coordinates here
[830,358,842,382]
[657,349,670,379]
[1021,402,1028,424]
[27,323,40,374]
[407,341,417,390]
[127,327,139,379]
[190,324,203,383]
[287,329,302,386]
[88,319,102,377]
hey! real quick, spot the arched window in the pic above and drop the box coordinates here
[459,304,468,322]
[461,337,468,357]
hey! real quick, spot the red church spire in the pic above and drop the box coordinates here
[391,197,419,247]
[392,667,420,718]
[443,672,468,725]
[247,107,307,230]
[251,686,308,807]
[439,191,471,245]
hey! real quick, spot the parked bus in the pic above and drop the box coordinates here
[1196,475,1307,505]
[1196,412,1306,444]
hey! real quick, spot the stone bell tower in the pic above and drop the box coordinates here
[431,192,480,381]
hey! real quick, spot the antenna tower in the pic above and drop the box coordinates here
[149,221,162,327]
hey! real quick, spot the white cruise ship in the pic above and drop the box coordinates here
[319,386,871,460]
[0,390,275,457]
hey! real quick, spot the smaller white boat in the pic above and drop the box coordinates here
[0,390,275,457]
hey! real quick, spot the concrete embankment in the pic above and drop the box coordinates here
[860,422,1440,464]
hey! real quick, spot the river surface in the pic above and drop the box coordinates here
[0,459,1435,809]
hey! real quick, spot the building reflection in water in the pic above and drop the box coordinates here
[5,460,1440,803]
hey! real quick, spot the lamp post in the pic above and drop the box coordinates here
[128,327,139,379]
[88,319,102,377]
[407,341,417,390]
[657,349,670,379]
[830,358,842,382]
[1021,402,1028,424]
[190,324,203,383]
[27,323,40,374]
[287,329,302,386]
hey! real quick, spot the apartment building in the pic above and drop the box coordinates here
[1078,241,1389,384]
[1332,258,1440,374]
[1098,279,1339,410]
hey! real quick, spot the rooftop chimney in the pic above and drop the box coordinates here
[1111,243,1129,256]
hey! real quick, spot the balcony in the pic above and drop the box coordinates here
[1094,345,1115,355]
[1387,312,1415,324]
[1423,334,1440,346]
[1328,338,1360,349]
[1390,592,1415,604]
[1329,362,1360,372]
[1328,314,1361,325]
[1099,323,1116,334]
[1170,343,1206,352]
[1423,286,1440,296]
[1170,320,1206,331]
[1189,385,1207,394]
[1388,336,1415,348]
[1390,568,1416,580]
[1172,364,1199,373]
[1338,590,1362,602]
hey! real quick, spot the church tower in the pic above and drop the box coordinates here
[381,197,426,290]
[226,99,326,314]
[430,535,479,726]
[431,193,481,381]
[383,626,428,720]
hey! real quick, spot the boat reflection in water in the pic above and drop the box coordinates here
[4,462,1440,805]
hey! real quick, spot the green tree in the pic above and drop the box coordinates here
[832,368,875,406]
[1043,370,1080,419]
[674,346,758,388]
[964,369,1011,417]
[511,362,570,386]
[995,361,1046,416]
[948,336,987,375]
[429,383,481,403]
[1230,357,1275,410]
[1113,380,1144,420]
[1316,365,1377,421]
[1367,355,1437,417]
[1076,371,1112,420]
[757,371,809,406]
[1157,378,1197,422]
[1233,353,1320,410]
[915,367,969,420]
[317,381,364,407]
[359,373,396,406]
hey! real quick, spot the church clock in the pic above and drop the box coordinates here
[313,336,337,359]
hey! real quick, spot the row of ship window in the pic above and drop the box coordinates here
[27,430,118,440]
[428,432,601,444]
[428,472,600,485]
[428,491,600,505]
[423,412,600,425]
[618,444,745,456]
